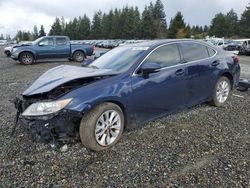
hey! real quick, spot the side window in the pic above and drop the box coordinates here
[207,47,216,57]
[56,38,67,45]
[39,38,54,46]
[180,42,209,62]
[143,44,181,68]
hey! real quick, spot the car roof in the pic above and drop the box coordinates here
[126,39,198,48]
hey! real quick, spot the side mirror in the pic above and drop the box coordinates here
[140,62,161,78]
[38,43,44,46]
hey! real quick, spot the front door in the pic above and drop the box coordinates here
[129,43,188,123]
[37,38,56,59]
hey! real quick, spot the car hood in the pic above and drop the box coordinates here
[13,43,32,48]
[23,65,118,96]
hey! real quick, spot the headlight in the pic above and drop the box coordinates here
[22,98,72,116]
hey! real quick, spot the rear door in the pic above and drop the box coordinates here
[37,38,56,59]
[55,37,71,58]
[130,43,188,122]
[179,42,218,105]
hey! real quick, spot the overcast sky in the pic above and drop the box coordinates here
[0,0,249,37]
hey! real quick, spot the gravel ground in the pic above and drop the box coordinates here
[0,47,249,187]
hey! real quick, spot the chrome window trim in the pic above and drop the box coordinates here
[132,41,218,77]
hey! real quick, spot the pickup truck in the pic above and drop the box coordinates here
[11,36,94,65]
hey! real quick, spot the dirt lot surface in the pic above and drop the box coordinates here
[0,47,249,187]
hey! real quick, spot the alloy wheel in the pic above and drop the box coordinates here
[216,80,230,103]
[95,110,122,146]
[22,54,33,64]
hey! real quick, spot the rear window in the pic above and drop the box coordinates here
[56,38,67,45]
[180,42,209,62]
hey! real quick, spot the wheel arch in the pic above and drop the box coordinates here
[82,98,127,129]
[221,72,233,90]
[18,51,36,60]
[72,49,86,58]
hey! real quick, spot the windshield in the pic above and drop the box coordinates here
[90,46,148,72]
[32,37,45,45]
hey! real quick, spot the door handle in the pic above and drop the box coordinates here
[175,69,185,76]
[211,60,220,66]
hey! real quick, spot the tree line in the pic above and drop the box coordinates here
[11,1,250,41]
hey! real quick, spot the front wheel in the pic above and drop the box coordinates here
[73,51,85,62]
[79,103,124,151]
[209,76,231,107]
[19,52,34,65]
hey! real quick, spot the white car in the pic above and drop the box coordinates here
[4,46,12,57]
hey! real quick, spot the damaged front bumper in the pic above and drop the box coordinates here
[14,97,83,143]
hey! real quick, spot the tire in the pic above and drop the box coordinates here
[209,76,231,107]
[73,51,85,62]
[5,51,11,57]
[19,52,34,65]
[79,102,124,151]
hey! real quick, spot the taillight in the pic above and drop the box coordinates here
[92,45,95,52]
[233,56,239,63]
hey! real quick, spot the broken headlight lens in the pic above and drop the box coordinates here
[22,98,72,116]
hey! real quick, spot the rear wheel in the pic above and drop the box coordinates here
[73,51,85,62]
[209,76,231,106]
[79,103,124,151]
[19,52,34,65]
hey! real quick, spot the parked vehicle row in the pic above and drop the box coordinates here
[206,37,250,55]
[82,39,147,49]
[7,36,94,64]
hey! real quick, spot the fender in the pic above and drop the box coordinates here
[17,49,37,60]
[71,49,87,58]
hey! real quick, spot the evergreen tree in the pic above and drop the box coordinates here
[204,25,209,33]
[0,34,4,40]
[132,7,141,39]
[91,11,103,39]
[61,17,66,34]
[119,6,139,39]
[6,34,11,41]
[22,32,31,41]
[33,25,38,39]
[64,21,73,39]
[81,15,91,39]
[49,17,63,35]
[209,13,229,37]
[226,9,238,37]
[141,6,155,39]
[152,0,167,38]
[38,25,46,37]
[239,4,250,37]
[101,11,113,39]
[185,24,191,38]
[168,12,186,38]
[110,8,122,39]
[15,31,23,41]
[71,18,79,39]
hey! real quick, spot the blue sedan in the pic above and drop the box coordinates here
[15,39,240,151]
